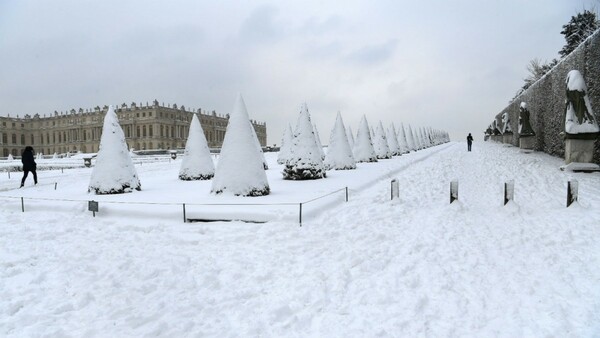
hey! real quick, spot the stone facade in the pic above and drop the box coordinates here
[490,29,600,164]
[0,100,267,157]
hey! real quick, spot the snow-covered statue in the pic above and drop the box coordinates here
[501,112,512,134]
[485,124,493,136]
[492,120,501,135]
[564,70,599,139]
[518,102,535,137]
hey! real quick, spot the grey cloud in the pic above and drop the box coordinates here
[238,5,285,45]
[346,39,398,65]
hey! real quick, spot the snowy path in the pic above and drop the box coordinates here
[1,141,599,337]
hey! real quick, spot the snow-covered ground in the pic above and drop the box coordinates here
[1,141,599,336]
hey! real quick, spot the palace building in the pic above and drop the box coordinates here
[0,100,267,157]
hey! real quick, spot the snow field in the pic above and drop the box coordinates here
[1,141,599,336]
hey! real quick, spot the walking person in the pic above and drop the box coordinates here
[467,133,473,152]
[20,146,38,188]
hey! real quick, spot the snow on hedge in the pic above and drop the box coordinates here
[283,103,326,180]
[387,124,401,156]
[178,113,215,180]
[346,126,355,150]
[88,105,141,194]
[211,94,269,196]
[277,124,293,165]
[397,123,410,154]
[353,115,378,163]
[373,121,392,159]
[313,124,326,160]
[324,112,356,170]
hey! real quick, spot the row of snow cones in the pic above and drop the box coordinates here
[88,94,448,196]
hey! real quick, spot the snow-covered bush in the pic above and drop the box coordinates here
[346,126,355,150]
[277,124,293,165]
[387,124,401,156]
[353,116,378,163]
[88,105,141,194]
[179,113,215,180]
[313,124,326,160]
[211,94,269,196]
[324,112,356,170]
[373,121,392,159]
[283,103,326,180]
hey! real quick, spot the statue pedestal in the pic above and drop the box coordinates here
[491,135,502,143]
[519,136,535,152]
[565,138,595,164]
[502,133,513,144]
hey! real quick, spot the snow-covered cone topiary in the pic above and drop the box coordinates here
[406,125,417,151]
[88,105,141,194]
[283,103,326,180]
[179,113,215,180]
[346,126,355,150]
[211,94,269,196]
[387,124,401,156]
[52,152,58,159]
[277,124,293,164]
[397,123,409,154]
[313,124,326,160]
[353,115,378,163]
[7,154,14,161]
[250,122,268,170]
[324,112,356,170]
[373,121,392,159]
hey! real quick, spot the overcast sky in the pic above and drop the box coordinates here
[0,0,597,144]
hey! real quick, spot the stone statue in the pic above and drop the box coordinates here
[564,70,599,139]
[492,120,501,135]
[518,102,535,136]
[501,112,513,134]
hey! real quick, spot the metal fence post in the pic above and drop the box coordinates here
[183,203,187,222]
[567,180,578,207]
[450,180,458,204]
[345,187,348,202]
[299,203,303,227]
[504,180,514,205]
[21,197,24,212]
[391,179,399,200]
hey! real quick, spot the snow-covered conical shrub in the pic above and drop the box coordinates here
[277,124,293,165]
[313,124,326,160]
[7,154,14,161]
[89,105,141,194]
[36,152,43,160]
[179,113,215,180]
[211,94,269,196]
[346,126,355,150]
[353,115,378,163]
[52,152,58,159]
[397,123,409,154]
[250,122,268,170]
[387,124,401,156]
[324,112,356,170]
[373,121,392,159]
[406,125,417,151]
[283,103,326,180]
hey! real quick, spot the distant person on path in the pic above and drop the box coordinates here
[20,146,38,188]
[467,133,473,152]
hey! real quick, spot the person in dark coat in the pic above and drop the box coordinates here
[467,133,473,152]
[20,146,38,188]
